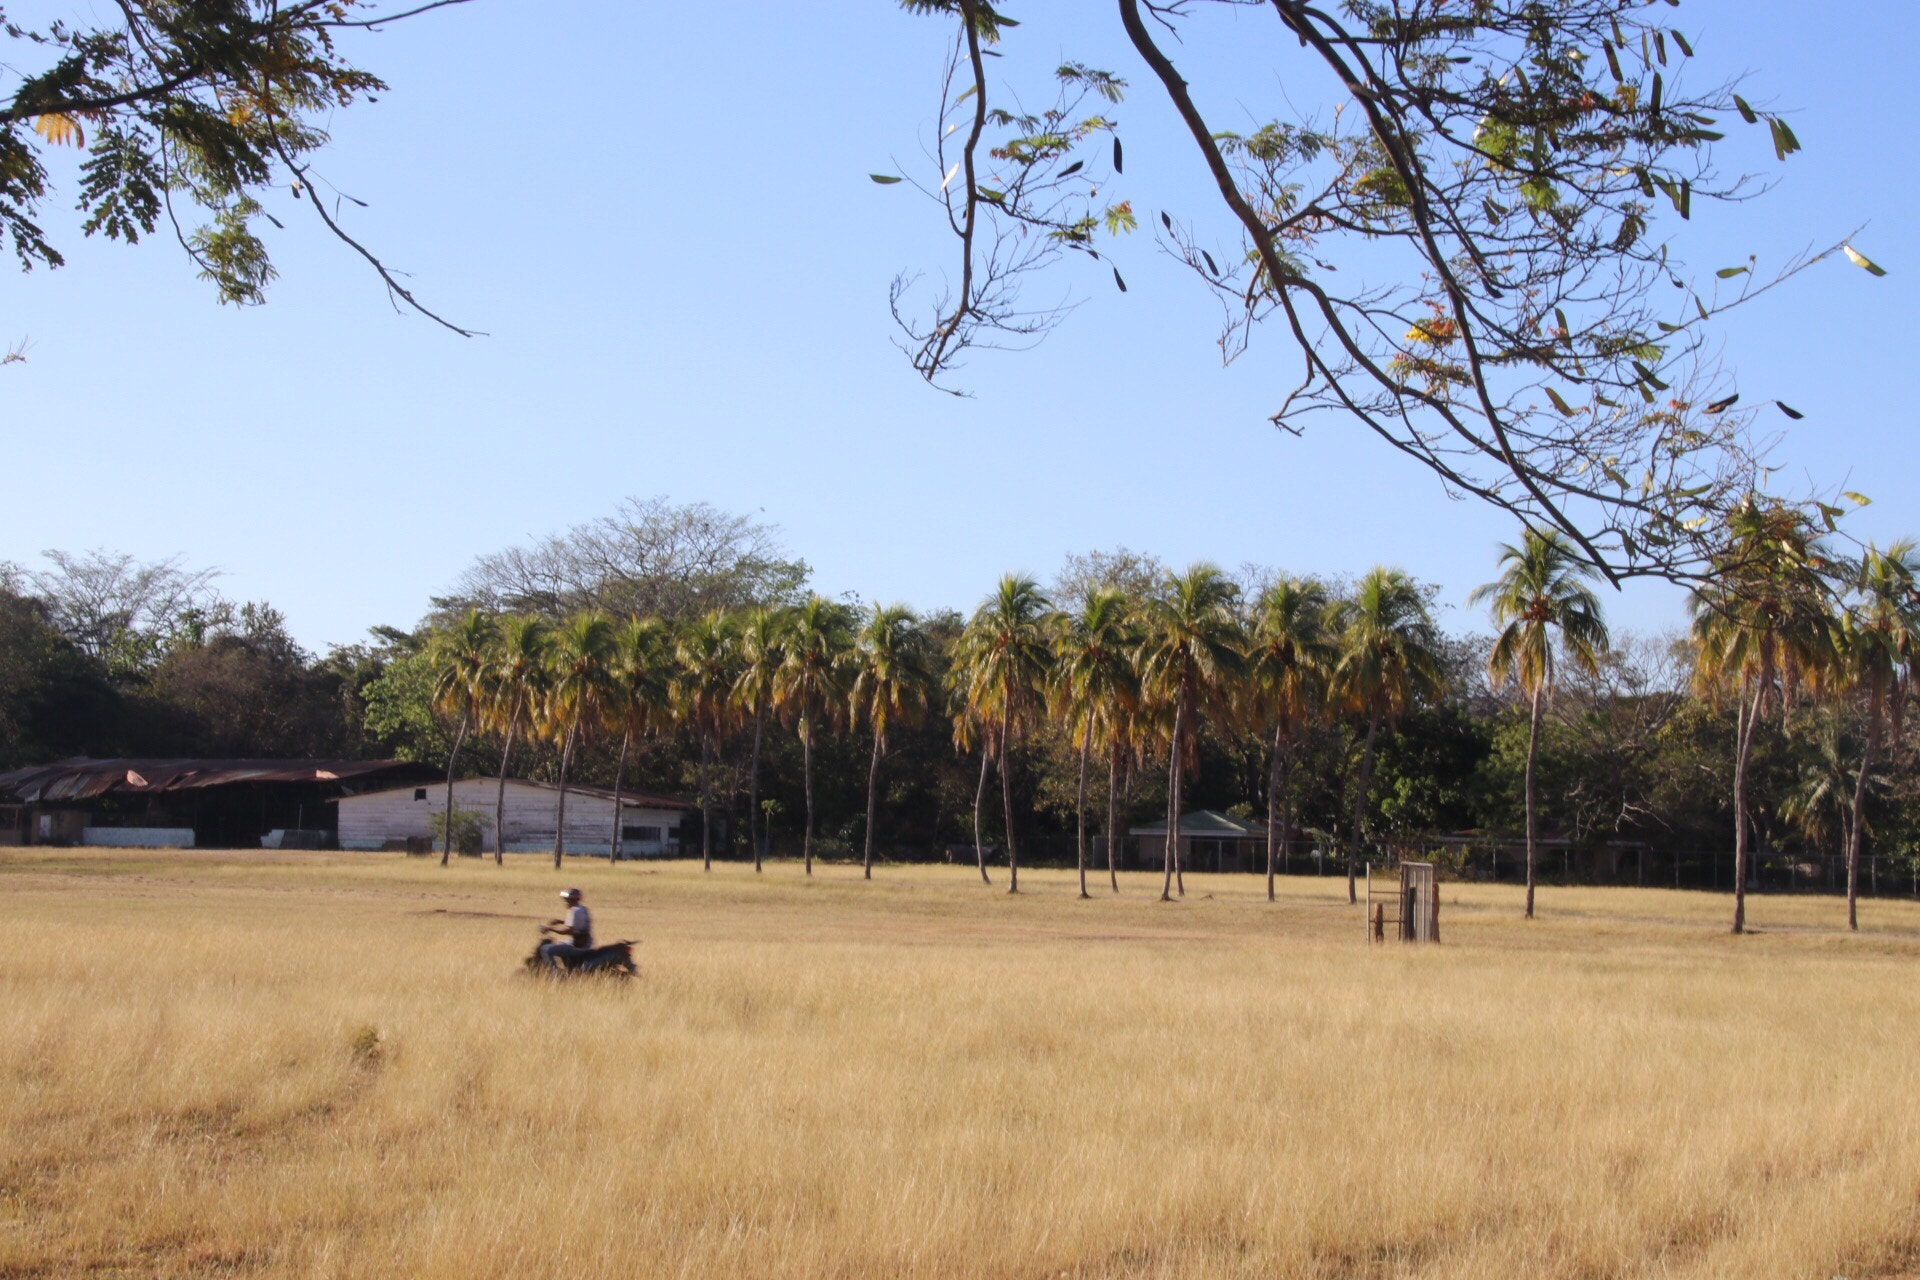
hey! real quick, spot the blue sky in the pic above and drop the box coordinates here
[4,1,1913,651]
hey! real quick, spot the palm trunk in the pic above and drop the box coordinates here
[1266,721,1283,903]
[802,715,815,876]
[552,719,578,869]
[1075,736,1091,899]
[1175,786,1187,898]
[973,739,994,885]
[494,695,521,865]
[441,710,469,867]
[1847,687,1882,932]
[1349,712,1379,905]
[749,699,766,873]
[864,728,883,880]
[1524,684,1543,920]
[1731,677,1761,934]
[1000,727,1020,894]
[609,729,629,863]
[1161,697,1186,902]
[1106,738,1122,893]
[699,732,713,872]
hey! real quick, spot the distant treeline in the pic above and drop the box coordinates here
[6,497,1918,915]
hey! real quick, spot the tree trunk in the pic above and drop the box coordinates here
[609,729,629,863]
[1266,721,1283,903]
[552,719,578,870]
[1162,696,1186,902]
[749,700,766,873]
[494,696,520,865]
[864,727,883,880]
[972,737,994,885]
[1846,687,1882,932]
[1075,736,1090,899]
[1106,738,1122,893]
[441,710,468,867]
[699,732,713,872]
[802,715,815,876]
[1524,684,1543,920]
[1175,787,1187,898]
[1001,727,1020,893]
[1731,678,1760,934]
[1348,713,1379,904]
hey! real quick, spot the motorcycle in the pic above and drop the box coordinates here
[523,931,638,981]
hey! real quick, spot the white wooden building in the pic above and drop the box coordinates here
[337,778,696,856]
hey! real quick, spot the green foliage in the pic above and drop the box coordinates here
[0,590,122,769]
[360,652,448,765]
[1370,705,1495,838]
[430,807,490,856]
[1,0,462,325]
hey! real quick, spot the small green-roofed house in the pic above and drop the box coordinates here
[1129,809,1283,874]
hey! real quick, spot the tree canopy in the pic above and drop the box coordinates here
[0,0,475,330]
[884,0,1887,586]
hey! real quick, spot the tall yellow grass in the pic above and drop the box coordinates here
[4,850,1920,1278]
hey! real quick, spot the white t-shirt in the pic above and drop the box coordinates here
[564,903,593,948]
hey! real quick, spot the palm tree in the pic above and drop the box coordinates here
[1838,541,1920,928]
[773,594,855,875]
[544,612,617,868]
[1139,565,1247,901]
[849,604,933,879]
[731,604,790,874]
[674,610,738,872]
[483,615,548,864]
[1331,568,1444,904]
[428,610,497,867]
[1689,498,1838,934]
[1469,530,1609,919]
[1247,576,1335,903]
[1052,585,1142,898]
[605,616,674,862]
[952,575,1056,893]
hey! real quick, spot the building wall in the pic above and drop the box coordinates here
[338,779,688,855]
[80,827,194,848]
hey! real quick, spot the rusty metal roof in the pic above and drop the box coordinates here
[0,758,435,804]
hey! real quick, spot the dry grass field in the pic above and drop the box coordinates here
[4,850,1920,1279]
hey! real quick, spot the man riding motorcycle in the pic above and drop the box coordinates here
[540,888,593,966]
[527,888,636,979]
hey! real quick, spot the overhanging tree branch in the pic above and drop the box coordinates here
[890,0,1885,587]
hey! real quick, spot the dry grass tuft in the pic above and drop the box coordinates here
[3,849,1920,1278]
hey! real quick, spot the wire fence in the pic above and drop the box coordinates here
[1319,841,1920,899]
[743,834,1920,899]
